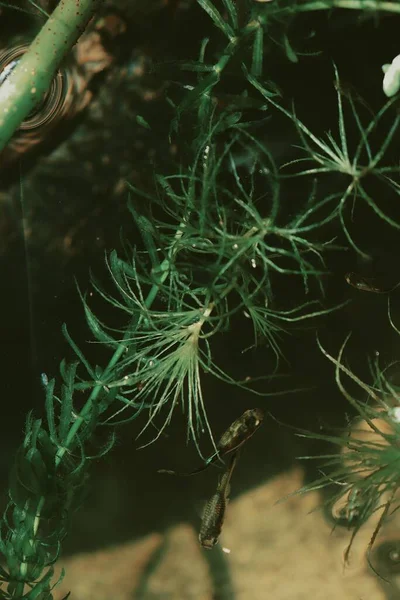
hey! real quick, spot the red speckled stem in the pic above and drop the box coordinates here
[0,0,101,153]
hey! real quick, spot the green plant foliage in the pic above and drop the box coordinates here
[247,66,400,256]
[3,0,400,596]
[75,103,347,456]
[166,0,282,127]
[167,0,400,129]
[0,1,48,17]
[0,360,116,599]
[291,332,400,565]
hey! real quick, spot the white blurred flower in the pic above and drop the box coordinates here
[389,406,400,424]
[382,54,400,97]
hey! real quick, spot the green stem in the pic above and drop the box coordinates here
[55,226,186,466]
[286,0,400,13]
[0,0,102,151]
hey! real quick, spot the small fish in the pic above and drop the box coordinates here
[158,408,264,476]
[345,272,400,294]
[198,452,238,549]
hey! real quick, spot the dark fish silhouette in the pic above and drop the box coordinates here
[158,408,264,476]
[345,272,400,294]
[198,451,239,549]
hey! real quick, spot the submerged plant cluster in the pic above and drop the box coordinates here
[295,333,400,568]
[2,0,400,597]
[86,112,342,452]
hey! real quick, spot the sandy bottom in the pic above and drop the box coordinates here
[51,467,399,600]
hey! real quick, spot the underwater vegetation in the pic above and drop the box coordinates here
[290,332,400,570]
[2,0,400,597]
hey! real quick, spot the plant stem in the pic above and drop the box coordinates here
[55,225,186,466]
[0,0,102,151]
[287,0,400,13]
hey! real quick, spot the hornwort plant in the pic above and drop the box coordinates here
[2,0,400,597]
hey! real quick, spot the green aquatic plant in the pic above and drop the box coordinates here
[293,330,400,565]
[79,110,344,453]
[247,67,400,256]
[168,0,400,125]
[0,102,345,598]
[3,0,400,597]
[0,134,344,599]
[0,358,116,599]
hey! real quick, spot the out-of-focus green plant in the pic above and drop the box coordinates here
[167,0,400,124]
[290,326,400,567]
